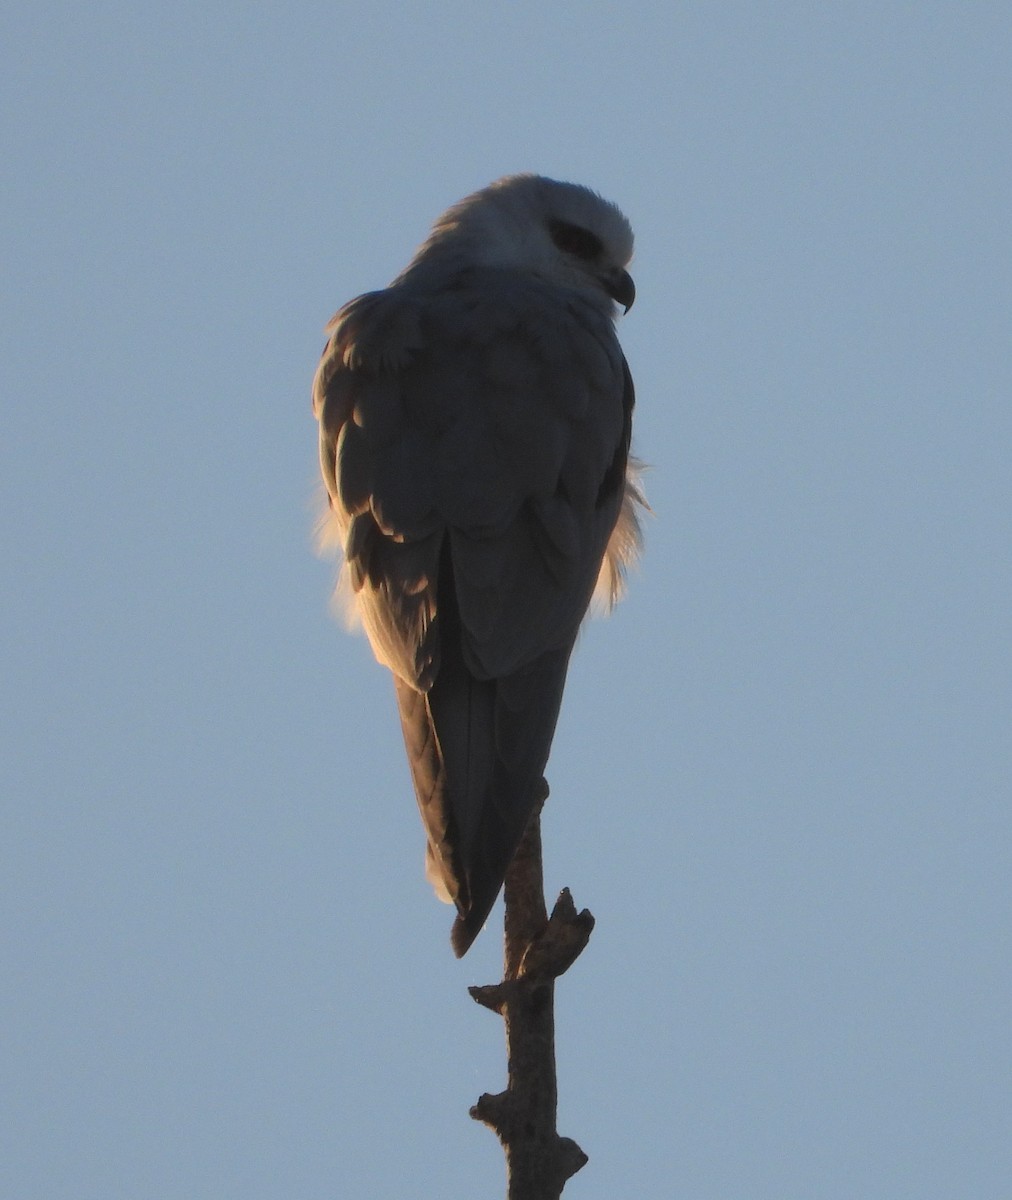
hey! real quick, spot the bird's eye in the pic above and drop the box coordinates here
[548,219,603,262]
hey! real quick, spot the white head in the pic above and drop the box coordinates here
[399,174,635,313]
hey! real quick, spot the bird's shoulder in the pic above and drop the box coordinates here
[319,268,619,377]
[315,272,626,477]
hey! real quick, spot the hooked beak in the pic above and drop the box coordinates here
[602,267,636,313]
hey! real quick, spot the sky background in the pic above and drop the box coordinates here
[3,3,1010,1197]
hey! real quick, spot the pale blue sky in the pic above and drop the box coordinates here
[2,3,1010,1197]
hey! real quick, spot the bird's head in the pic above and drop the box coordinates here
[404,174,635,314]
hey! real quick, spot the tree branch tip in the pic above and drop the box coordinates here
[556,1135,589,1180]
[550,888,594,927]
[469,1089,511,1130]
[468,982,507,1013]
[551,888,578,921]
[518,896,595,980]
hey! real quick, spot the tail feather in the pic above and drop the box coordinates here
[394,544,573,954]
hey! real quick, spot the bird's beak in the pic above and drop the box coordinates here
[602,267,636,313]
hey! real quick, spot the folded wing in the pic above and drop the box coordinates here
[314,268,636,954]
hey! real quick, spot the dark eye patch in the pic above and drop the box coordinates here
[548,218,603,262]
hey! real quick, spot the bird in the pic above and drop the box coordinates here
[313,174,643,956]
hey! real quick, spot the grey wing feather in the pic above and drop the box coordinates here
[314,271,636,955]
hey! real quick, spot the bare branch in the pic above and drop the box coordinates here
[469,796,594,1198]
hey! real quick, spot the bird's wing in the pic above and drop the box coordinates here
[314,269,634,954]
